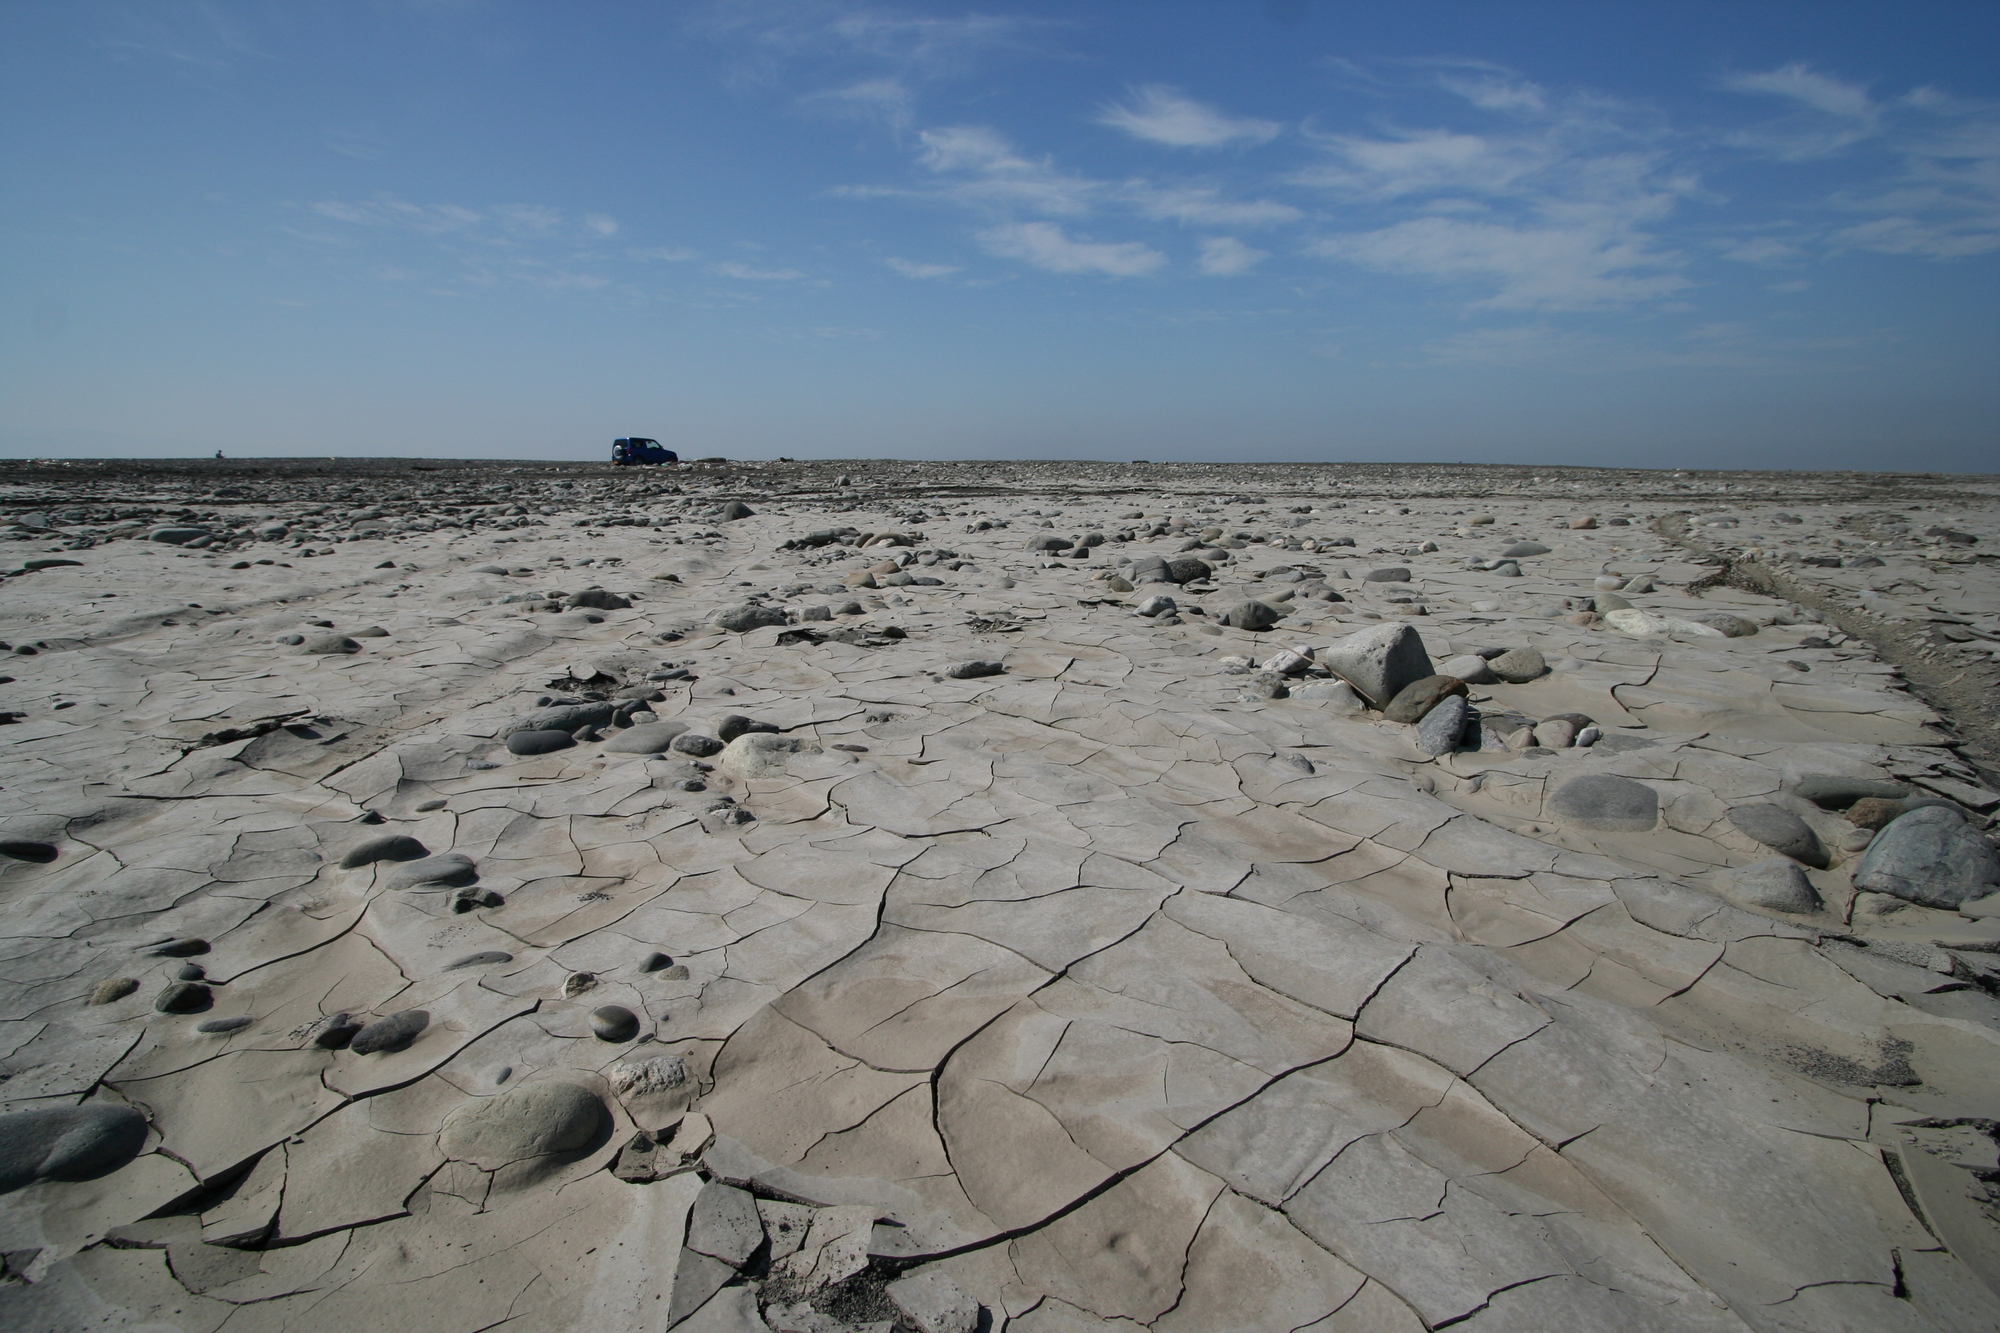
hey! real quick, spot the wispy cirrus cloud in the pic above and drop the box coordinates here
[1099,85,1280,148]
[885,257,960,278]
[1198,237,1267,275]
[977,222,1164,277]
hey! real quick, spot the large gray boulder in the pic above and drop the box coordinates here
[1725,859,1823,914]
[0,1104,150,1193]
[1320,623,1434,709]
[438,1081,606,1168]
[1852,806,2000,909]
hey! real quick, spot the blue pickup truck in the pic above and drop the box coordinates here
[611,437,678,466]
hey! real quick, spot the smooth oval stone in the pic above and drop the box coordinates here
[1501,542,1551,557]
[148,527,210,545]
[1363,567,1411,583]
[298,634,361,655]
[507,728,576,756]
[1487,648,1549,683]
[439,1081,606,1168]
[155,982,211,1014]
[523,702,618,733]
[944,660,1006,679]
[197,1016,254,1035]
[315,1016,362,1049]
[590,1005,641,1042]
[718,501,755,521]
[148,937,210,958]
[568,589,631,610]
[1382,674,1468,724]
[670,732,724,757]
[1853,806,2000,909]
[349,1009,429,1055]
[1550,775,1659,832]
[1845,797,1907,831]
[1726,804,1828,868]
[1163,557,1211,584]
[640,952,675,972]
[1794,775,1911,809]
[1726,859,1823,914]
[88,978,139,1005]
[1439,654,1497,684]
[0,1104,150,1192]
[1532,719,1578,749]
[446,951,515,971]
[0,840,58,863]
[175,963,206,981]
[382,853,476,890]
[340,833,429,868]
[1694,613,1759,637]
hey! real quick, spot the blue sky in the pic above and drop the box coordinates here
[4,1,1997,469]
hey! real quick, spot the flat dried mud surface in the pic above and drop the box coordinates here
[2,457,1999,1333]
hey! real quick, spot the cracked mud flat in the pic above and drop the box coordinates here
[2,456,1999,1333]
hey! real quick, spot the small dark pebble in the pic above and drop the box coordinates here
[341,833,428,868]
[197,1016,253,1035]
[149,938,210,958]
[640,952,674,972]
[508,728,576,756]
[314,1014,362,1049]
[175,963,206,981]
[445,950,514,970]
[0,840,58,863]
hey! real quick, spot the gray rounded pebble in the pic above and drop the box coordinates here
[1727,859,1824,914]
[1487,649,1548,683]
[713,603,787,632]
[297,634,361,655]
[1501,542,1551,557]
[439,1081,606,1168]
[1549,775,1659,832]
[508,728,576,756]
[1219,601,1283,631]
[717,714,779,743]
[1726,804,1828,868]
[349,1009,429,1055]
[89,978,139,1006]
[383,852,477,890]
[148,937,210,958]
[590,1005,641,1042]
[197,1016,254,1034]
[0,1104,150,1193]
[1416,695,1469,756]
[945,660,1006,679]
[671,732,725,757]
[341,834,429,868]
[1364,567,1411,583]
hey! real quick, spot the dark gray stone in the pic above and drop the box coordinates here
[1364,567,1411,583]
[297,634,360,655]
[1726,804,1828,868]
[1550,775,1659,832]
[521,701,618,733]
[148,527,210,545]
[1416,695,1469,756]
[603,721,689,754]
[0,840,57,862]
[1164,557,1212,584]
[148,937,210,958]
[945,660,1005,679]
[1220,600,1282,631]
[0,1104,150,1193]
[590,1005,640,1042]
[671,733,724,757]
[349,1009,429,1055]
[1794,775,1911,809]
[567,589,631,611]
[718,501,755,521]
[383,853,477,890]
[1382,674,1468,724]
[1852,806,2000,909]
[155,982,211,1013]
[713,603,787,632]
[1501,542,1551,557]
[341,834,428,868]
[197,1016,254,1035]
[507,729,576,756]
[716,714,778,743]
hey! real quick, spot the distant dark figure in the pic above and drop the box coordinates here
[215,450,224,459]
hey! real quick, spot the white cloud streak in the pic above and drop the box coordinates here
[977,222,1164,277]
[1099,85,1280,148]
[1198,237,1267,276]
